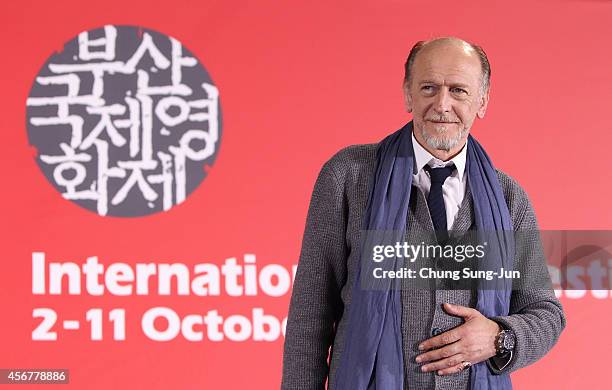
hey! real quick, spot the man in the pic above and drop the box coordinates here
[281,37,565,390]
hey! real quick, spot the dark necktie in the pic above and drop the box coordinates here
[424,164,456,242]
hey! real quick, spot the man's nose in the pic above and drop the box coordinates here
[433,88,451,113]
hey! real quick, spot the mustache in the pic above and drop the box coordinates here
[425,115,459,123]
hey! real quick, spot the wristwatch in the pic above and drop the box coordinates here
[495,329,516,356]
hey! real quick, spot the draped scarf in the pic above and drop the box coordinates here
[333,121,514,390]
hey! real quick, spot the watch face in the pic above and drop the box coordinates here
[502,333,516,350]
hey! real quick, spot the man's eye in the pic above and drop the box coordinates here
[451,87,467,94]
[421,86,434,92]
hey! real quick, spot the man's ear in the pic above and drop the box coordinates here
[403,82,413,113]
[476,88,490,119]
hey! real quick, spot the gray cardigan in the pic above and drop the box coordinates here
[281,143,566,390]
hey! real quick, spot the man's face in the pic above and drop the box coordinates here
[403,41,489,154]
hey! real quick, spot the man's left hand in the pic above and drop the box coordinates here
[415,303,501,376]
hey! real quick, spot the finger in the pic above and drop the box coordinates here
[443,303,477,319]
[419,328,462,351]
[416,341,462,363]
[437,361,472,376]
[420,353,465,373]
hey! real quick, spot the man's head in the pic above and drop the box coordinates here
[403,37,491,159]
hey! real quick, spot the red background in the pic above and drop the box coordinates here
[2,0,612,388]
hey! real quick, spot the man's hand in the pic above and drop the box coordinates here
[415,303,501,375]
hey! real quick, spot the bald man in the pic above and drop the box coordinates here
[281,38,565,390]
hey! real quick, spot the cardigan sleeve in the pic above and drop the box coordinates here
[281,160,348,390]
[487,184,567,375]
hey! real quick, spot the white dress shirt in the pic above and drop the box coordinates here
[411,132,468,230]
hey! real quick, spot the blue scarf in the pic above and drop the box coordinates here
[333,122,514,390]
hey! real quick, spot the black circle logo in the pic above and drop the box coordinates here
[26,25,222,217]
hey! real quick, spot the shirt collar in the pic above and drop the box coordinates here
[411,131,467,181]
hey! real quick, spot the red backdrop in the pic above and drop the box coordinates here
[2,0,612,388]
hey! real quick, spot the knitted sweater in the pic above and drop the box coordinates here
[281,143,566,390]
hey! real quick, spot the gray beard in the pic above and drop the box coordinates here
[420,126,467,151]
